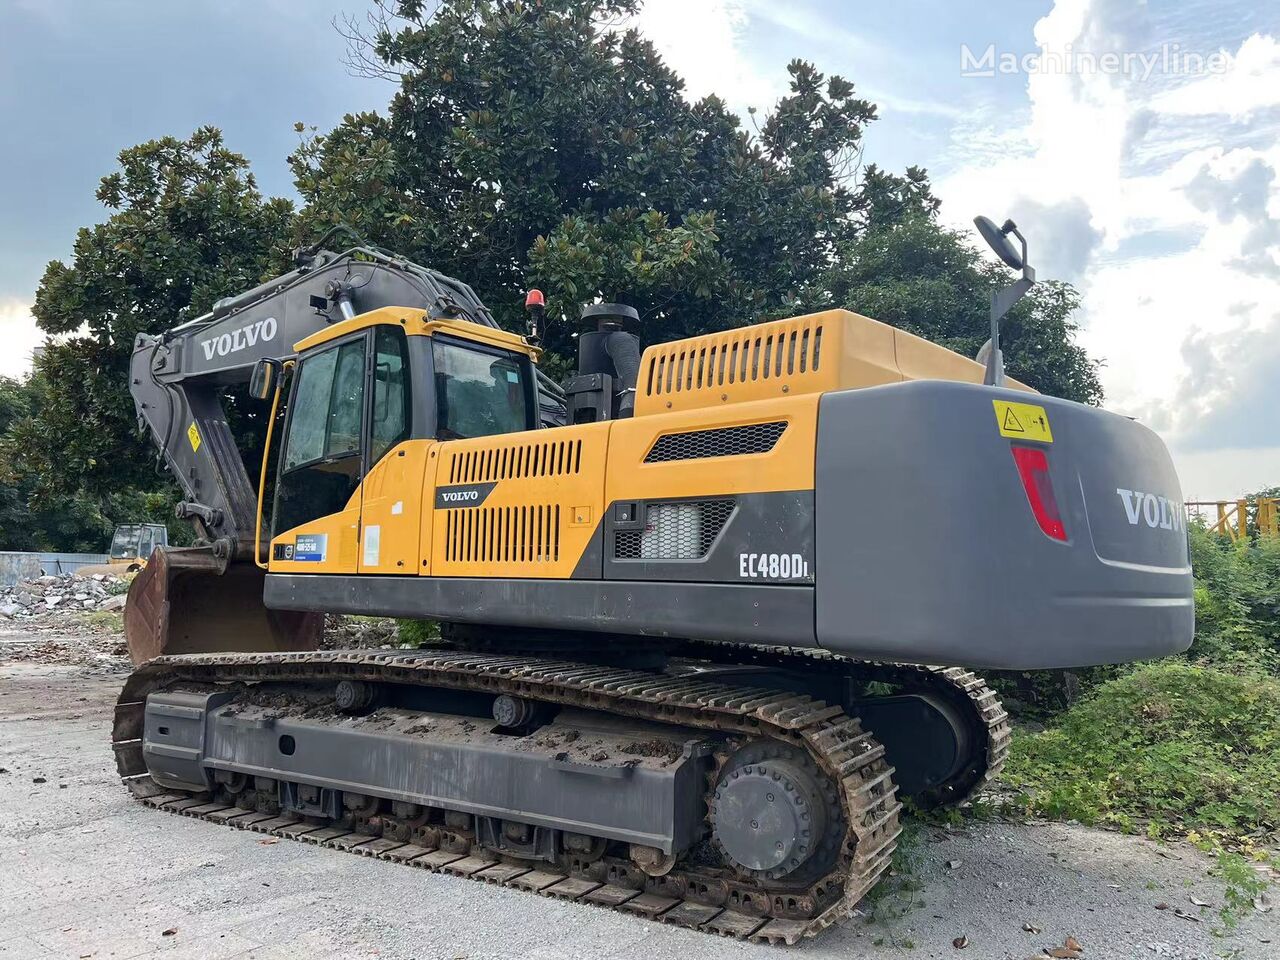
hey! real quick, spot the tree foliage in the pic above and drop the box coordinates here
[813,214,1103,403]
[292,0,937,359]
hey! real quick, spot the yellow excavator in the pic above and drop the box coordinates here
[113,225,1193,943]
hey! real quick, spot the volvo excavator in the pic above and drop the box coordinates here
[112,228,1194,943]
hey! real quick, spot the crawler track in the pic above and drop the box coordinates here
[112,649,902,944]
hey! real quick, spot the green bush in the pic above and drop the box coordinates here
[1187,525,1280,669]
[397,619,442,647]
[1004,660,1280,840]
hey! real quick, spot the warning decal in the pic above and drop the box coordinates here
[187,422,202,452]
[993,399,1053,443]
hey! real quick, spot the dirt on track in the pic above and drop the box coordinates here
[1,624,1277,960]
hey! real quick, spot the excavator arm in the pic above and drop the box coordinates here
[125,244,561,661]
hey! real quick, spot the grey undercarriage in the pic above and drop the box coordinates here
[116,646,1007,942]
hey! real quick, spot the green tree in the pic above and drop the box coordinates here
[0,376,38,548]
[293,0,926,362]
[3,1,1105,550]
[11,128,294,513]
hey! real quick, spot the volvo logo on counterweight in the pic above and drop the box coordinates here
[434,482,497,508]
[1116,488,1184,532]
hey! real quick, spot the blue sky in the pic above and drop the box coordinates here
[2,0,1278,495]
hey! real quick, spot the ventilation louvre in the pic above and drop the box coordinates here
[443,504,562,565]
[644,421,787,463]
[643,321,823,400]
[614,500,735,561]
[448,438,584,484]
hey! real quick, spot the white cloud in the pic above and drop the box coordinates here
[0,299,42,379]
[1176,447,1280,501]
[630,0,956,124]
[1149,33,1280,121]
[633,0,783,112]
[933,1,1280,495]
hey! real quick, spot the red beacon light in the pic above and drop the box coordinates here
[523,289,545,345]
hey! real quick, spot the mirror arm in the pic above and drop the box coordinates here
[985,275,1036,388]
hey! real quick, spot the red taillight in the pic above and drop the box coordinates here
[1011,446,1067,541]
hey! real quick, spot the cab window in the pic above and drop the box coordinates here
[371,326,411,462]
[433,337,532,440]
[110,525,141,559]
[275,336,367,535]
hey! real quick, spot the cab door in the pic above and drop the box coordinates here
[359,326,431,573]
[269,332,369,573]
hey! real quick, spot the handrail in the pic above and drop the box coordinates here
[254,361,293,569]
[1185,498,1280,541]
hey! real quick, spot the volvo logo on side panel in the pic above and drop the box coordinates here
[435,482,498,509]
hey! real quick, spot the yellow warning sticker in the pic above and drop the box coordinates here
[187,422,202,453]
[993,399,1053,443]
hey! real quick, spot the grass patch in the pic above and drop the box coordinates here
[862,817,925,947]
[1003,660,1280,843]
[1215,849,1270,931]
[76,610,123,633]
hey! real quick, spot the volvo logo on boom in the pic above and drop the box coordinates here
[1117,488,1184,532]
[199,317,278,361]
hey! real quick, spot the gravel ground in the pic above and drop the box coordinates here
[1,628,1277,960]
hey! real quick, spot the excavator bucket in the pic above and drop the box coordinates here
[123,546,323,665]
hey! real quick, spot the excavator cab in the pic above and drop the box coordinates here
[262,311,539,578]
[108,523,169,570]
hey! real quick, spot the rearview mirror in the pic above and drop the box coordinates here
[972,214,1037,387]
[249,358,282,401]
[974,215,1025,271]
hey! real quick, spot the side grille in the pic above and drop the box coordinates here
[448,438,583,484]
[644,421,787,463]
[614,500,735,561]
[444,505,562,564]
[643,320,823,399]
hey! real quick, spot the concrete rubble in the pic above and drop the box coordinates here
[0,572,133,668]
[0,571,129,621]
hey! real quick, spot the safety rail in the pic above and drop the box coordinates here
[1186,499,1280,542]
